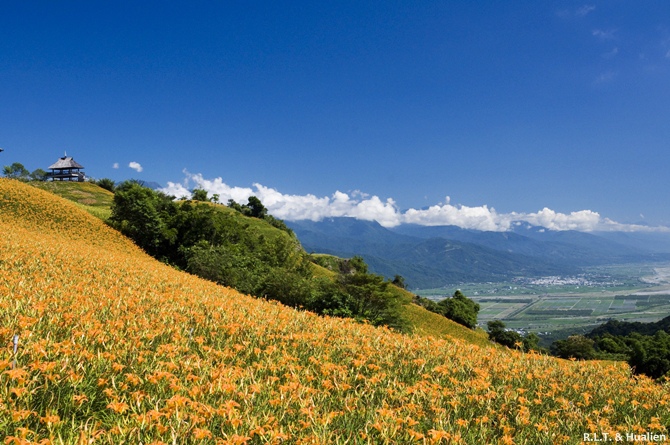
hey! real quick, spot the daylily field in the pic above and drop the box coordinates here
[1,178,669,444]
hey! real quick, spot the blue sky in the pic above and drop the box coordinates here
[2,2,670,231]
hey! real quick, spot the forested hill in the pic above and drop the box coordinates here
[588,314,670,338]
[586,315,670,379]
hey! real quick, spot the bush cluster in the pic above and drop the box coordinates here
[413,290,480,329]
[487,320,540,352]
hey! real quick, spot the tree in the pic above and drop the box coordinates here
[330,264,407,330]
[627,331,670,379]
[96,178,116,192]
[109,181,178,260]
[191,188,209,202]
[522,332,541,352]
[227,199,245,213]
[29,168,48,181]
[246,196,267,219]
[340,256,368,275]
[437,290,480,329]
[413,295,440,313]
[550,335,596,360]
[392,274,406,289]
[3,162,29,180]
[227,197,265,218]
[487,320,523,349]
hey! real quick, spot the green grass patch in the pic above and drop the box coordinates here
[29,181,114,220]
[401,303,491,347]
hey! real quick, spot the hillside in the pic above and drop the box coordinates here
[26,181,483,342]
[2,178,670,443]
[310,252,490,346]
[28,181,114,220]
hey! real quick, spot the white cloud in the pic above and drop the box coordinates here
[158,172,670,233]
[403,201,503,231]
[576,5,596,17]
[512,208,601,232]
[128,162,143,173]
[559,5,595,19]
[592,29,616,40]
[160,181,191,198]
[112,162,119,169]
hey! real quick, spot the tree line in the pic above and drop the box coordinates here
[584,316,670,380]
[482,313,670,380]
[3,162,49,181]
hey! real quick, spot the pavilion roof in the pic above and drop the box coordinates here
[48,156,84,170]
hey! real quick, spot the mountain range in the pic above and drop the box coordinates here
[286,218,670,289]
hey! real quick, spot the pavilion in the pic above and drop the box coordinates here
[47,154,85,182]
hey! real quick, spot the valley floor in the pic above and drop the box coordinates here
[418,262,670,337]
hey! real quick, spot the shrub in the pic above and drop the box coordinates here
[437,290,480,329]
[96,178,116,192]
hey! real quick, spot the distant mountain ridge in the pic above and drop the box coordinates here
[287,217,670,289]
[395,222,652,265]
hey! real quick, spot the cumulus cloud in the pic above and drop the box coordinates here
[112,162,119,169]
[128,162,143,172]
[161,171,401,227]
[159,171,670,233]
[402,200,503,231]
[511,208,601,232]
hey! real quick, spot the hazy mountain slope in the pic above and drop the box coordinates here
[288,218,580,288]
[595,231,670,254]
[291,217,420,255]
[394,223,655,265]
[289,217,668,288]
[391,237,575,285]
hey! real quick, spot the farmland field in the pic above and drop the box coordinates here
[418,263,670,335]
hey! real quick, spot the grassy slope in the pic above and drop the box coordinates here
[28,181,114,220]
[28,182,489,346]
[402,303,490,348]
[1,178,669,443]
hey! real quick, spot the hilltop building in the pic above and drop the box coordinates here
[47,154,85,182]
